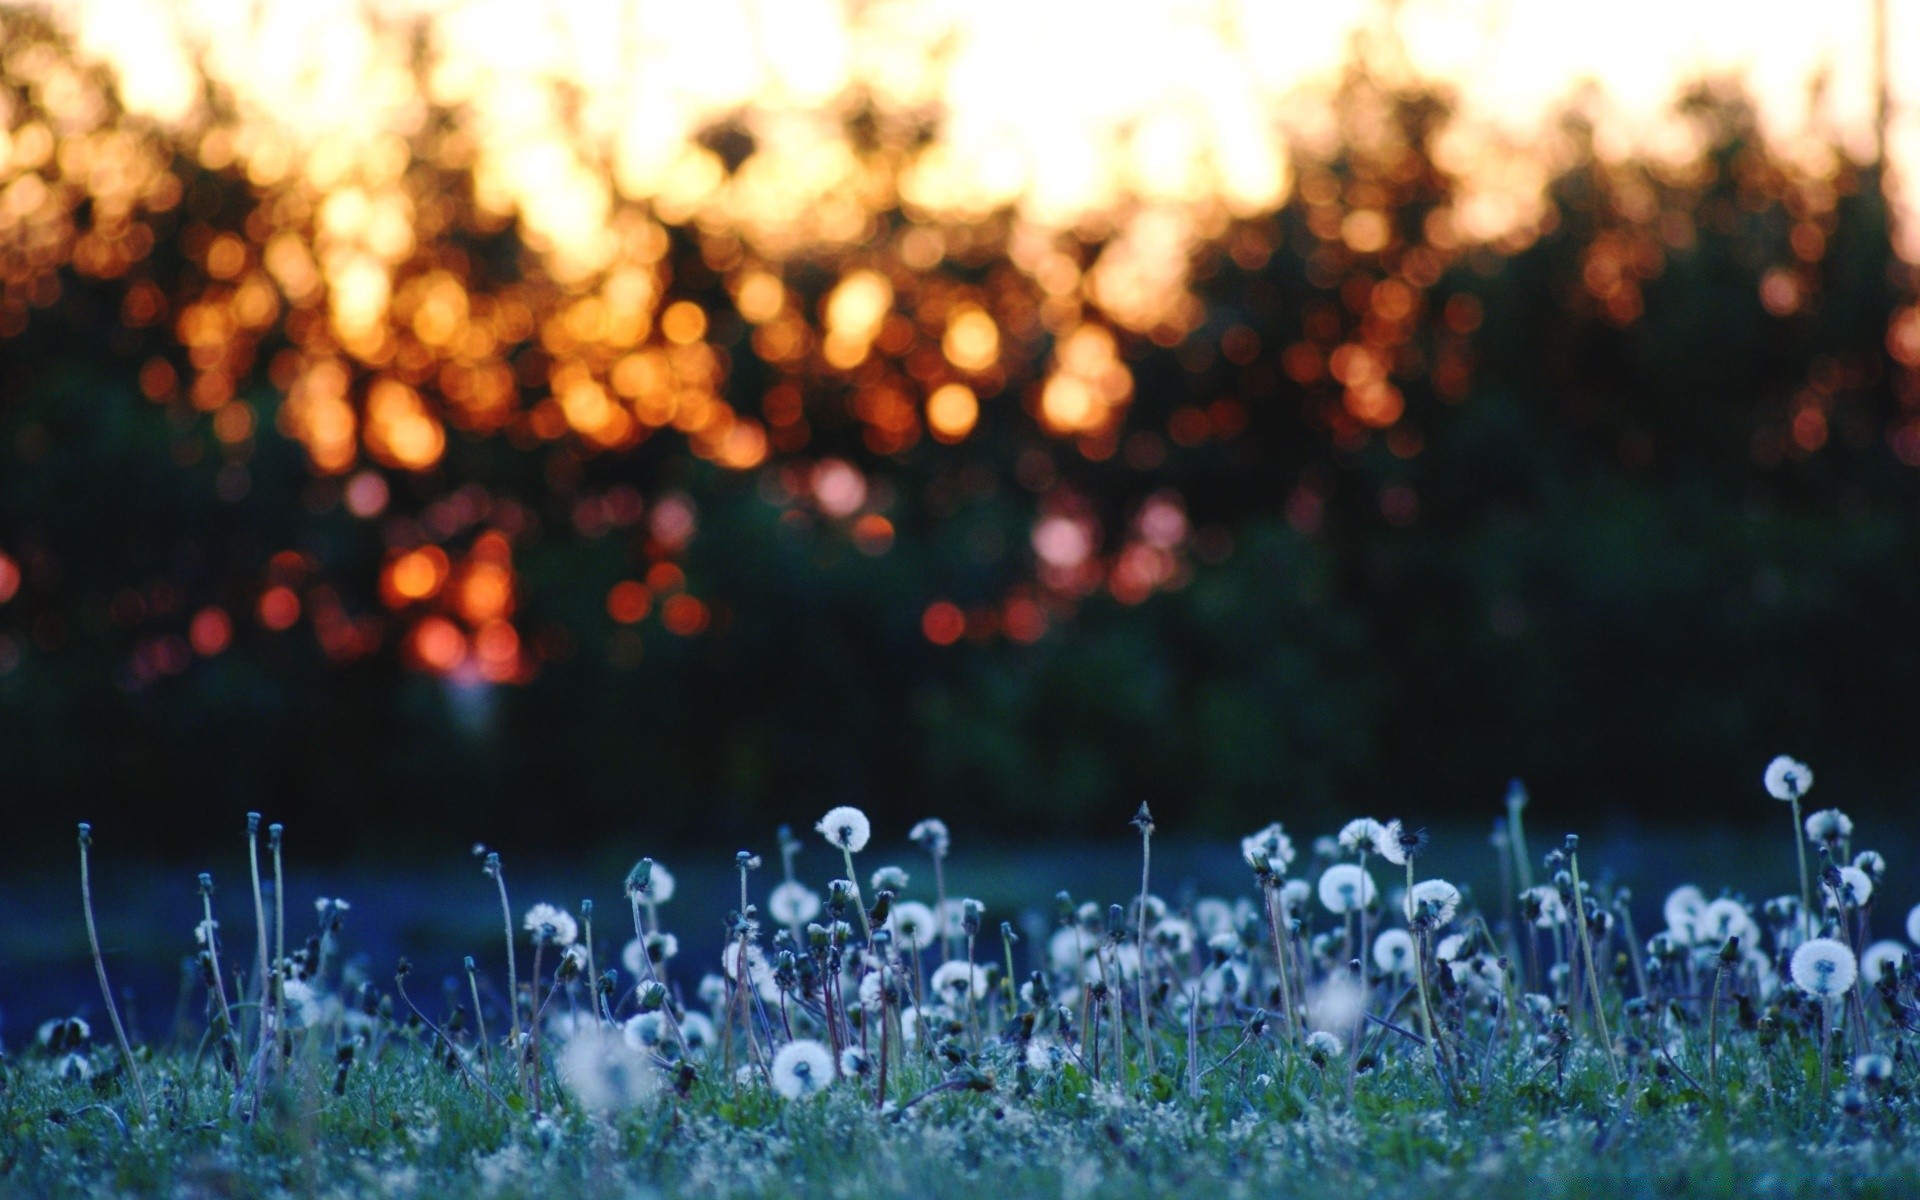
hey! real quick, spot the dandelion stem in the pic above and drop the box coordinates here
[270,825,285,1064]
[486,853,521,1050]
[1133,804,1156,1077]
[1791,795,1813,946]
[1566,847,1622,1090]
[78,824,150,1121]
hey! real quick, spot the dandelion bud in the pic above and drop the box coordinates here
[1840,1085,1867,1116]
[396,956,412,979]
[636,981,668,1013]
[1001,920,1019,945]
[463,955,476,974]
[483,851,501,878]
[580,898,593,919]
[269,823,283,849]
[1027,971,1051,1007]
[1055,892,1075,924]
[246,812,260,835]
[868,890,894,927]
[1757,1016,1779,1048]
[597,970,618,998]
[1719,936,1741,966]
[828,879,855,910]
[806,923,830,950]
[1106,904,1126,938]
[198,872,214,897]
[1130,803,1155,834]
[625,859,654,897]
[737,851,763,872]
[77,822,92,848]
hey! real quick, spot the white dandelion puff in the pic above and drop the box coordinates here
[1663,885,1706,940]
[908,818,951,857]
[1764,755,1813,802]
[1305,1030,1344,1060]
[888,901,939,950]
[1827,866,1874,910]
[1804,808,1853,844]
[1861,940,1908,985]
[1372,928,1415,976]
[929,959,987,1002]
[1790,937,1858,998]
[522,903,578,947]
[771,1039,836,1099]
[1907,903,1920,948]
[768,881,822,927]
[1316,864,1376,915]
[1240,823,1295,876]
[1403,879,1461,927]
[558,1025,659,1112]
[816,806,872,853]
[1337,818,1386,855]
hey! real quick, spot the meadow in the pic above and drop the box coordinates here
[6,758,1920,1199]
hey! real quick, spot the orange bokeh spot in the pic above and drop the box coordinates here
[473,620,520,680]
[384,546,450,603]
[189,606,233,655]
[645,561,685,593]
[606,581,652,624]
[258,586,300,631]
[1003,597,1047,644]
[922,601,965,645]
[661,593,709,636]
[457,561,514,622]
[851,513,894,555]
[0,552,18,604]
[411,615,467,673]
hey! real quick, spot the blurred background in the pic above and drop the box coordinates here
[1,0,1919,879]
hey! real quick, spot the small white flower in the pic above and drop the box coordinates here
[1337,818,1386,855]
[768,881,822,927]
[771,1039,836,1099]
[1861,940,1908,985]
[1372,928,1415,975]
[1240,823,1295,876]
[522,903,578,947]
[889,900,939,949]
[1790,937,1858,998]
[1804,808,1853,844]
[929,959,987,1002]
[817,806,872,852]
[908,818,950,857]
[1316,864,1376,914]
[1764,755,1813,801]
[1403,879,1461,927]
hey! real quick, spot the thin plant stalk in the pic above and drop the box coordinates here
[78,824,150,1120]
[1566,845,1623,1088]
[485,853,521,1049]
[1132,804,1156,1076]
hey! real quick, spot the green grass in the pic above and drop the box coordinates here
[7,804,1920,1199]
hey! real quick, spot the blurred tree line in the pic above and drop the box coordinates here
[1,37,1917,857]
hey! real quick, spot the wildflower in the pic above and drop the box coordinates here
[1763,755,1813,801]
[930,959,987,1002]
[816,806,872,853]
[768,881,822,927]
[1317,864,1376,914]
[1372,928,1415,976]
[1337,818,1386,855]
[1697,898,1759,949]
[889,900,939,950]
[1790,937,1858,998]
[1662,885,1706,940]
[1861,940,1908,985]
[771,1039,836,1099]
[523,903,578,947]
[1404,879,1461,927]
[908,818,950,857]
[939,898,984,942]
[1240,823,1295,876]
[1375,820,1428,866]
[1804,808,1853,845]
[871,865,910,893]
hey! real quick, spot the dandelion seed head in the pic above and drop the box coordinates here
[888,899,938,949]
[1337,818,1386,855]
[1404,879,1461,927]
[768,880,822,927]
[1861,940,1908,985]
[1853,851,1885,883]
[522,903,578,947]
[1240,823,1295,876]
[908,818,950,857]
[839,1047,871,1078]
[771,1039,836,1099]
[1804,808,1853,844]
[1827,866,1874,910]
[1855,1053,1894,1085]
[558,1025,660,1113]
[1764,755,1813,802]
[1790,937,1858,998]
[1372,928,1415,975]
[1316,864,1376,915]
[1305,1030,1344,1061]
[816,806,872,852]
[930,959,987,1001]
